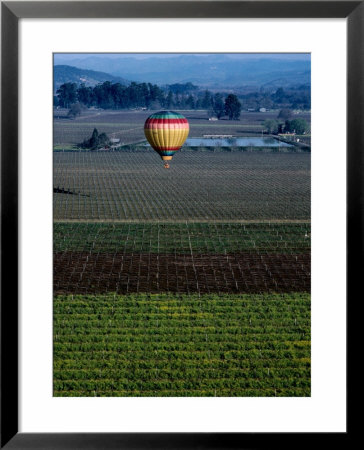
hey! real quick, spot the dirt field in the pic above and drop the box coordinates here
[54,251,310,295]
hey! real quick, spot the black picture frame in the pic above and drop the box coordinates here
[1,1,358,448]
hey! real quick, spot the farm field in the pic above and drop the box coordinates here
[53,109,311,147]
[54,292,310,397]
[53,110,311,397]
[54,152,310,221]
[54,222,310,295]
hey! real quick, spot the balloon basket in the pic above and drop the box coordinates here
[163,163,170,169]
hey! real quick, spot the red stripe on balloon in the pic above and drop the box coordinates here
[145,118,188,125]
[144,123,189,130]
[153,147,181,151]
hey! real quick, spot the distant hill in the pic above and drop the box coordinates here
[54,65,129,91]
[54,54,310,89]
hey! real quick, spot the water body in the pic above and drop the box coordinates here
[185,137,293,147]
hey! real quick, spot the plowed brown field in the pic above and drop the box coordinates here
[54,251,310,295]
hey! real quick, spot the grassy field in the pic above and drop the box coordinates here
[54,292,310,397]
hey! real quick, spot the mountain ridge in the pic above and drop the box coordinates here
[54,54,310,89]
[54,65,129,91]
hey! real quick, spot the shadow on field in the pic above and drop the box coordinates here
[53,187,90,197]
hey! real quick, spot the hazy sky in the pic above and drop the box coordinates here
[55,53,310,62]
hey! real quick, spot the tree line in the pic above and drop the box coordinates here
[55,81,243,120]
[55,80,309,119]
[263,109,309,135]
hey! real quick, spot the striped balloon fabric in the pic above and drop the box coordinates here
[144,111,189,163]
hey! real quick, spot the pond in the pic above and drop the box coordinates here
[184,137,294,147]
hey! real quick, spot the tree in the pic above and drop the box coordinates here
[224,94,241,120]
[56,83,78,108]
[80,128,110,150]
[89,128,99,149]
[149,100,162,110]
[111,83,126,109]
[278,108,293,121]
[98,132,109,147]
[263,119,279,134]
[77,84,94,106]
[201,90,213,109]
[148,83,164,106]
[174,93,181,108]
[165,91,174,109]
[212,93,225,119]
[93,81,115,109]
[273,87,286,104]
[285,118,309,134]
[67,103,82,119]
[186,94,196,110]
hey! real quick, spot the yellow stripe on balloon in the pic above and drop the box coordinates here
[144,129,189,148]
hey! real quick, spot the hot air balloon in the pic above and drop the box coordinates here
[144,111,189,168]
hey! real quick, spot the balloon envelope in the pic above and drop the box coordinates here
[144,111,189,161]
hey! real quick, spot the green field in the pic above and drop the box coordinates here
[54,292,310,397]
[54,222,310,254]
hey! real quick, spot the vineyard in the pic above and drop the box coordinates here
[54,152,310,221]
[54,222,310,295]
[54,292,310,397]
[54,115,311,397]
